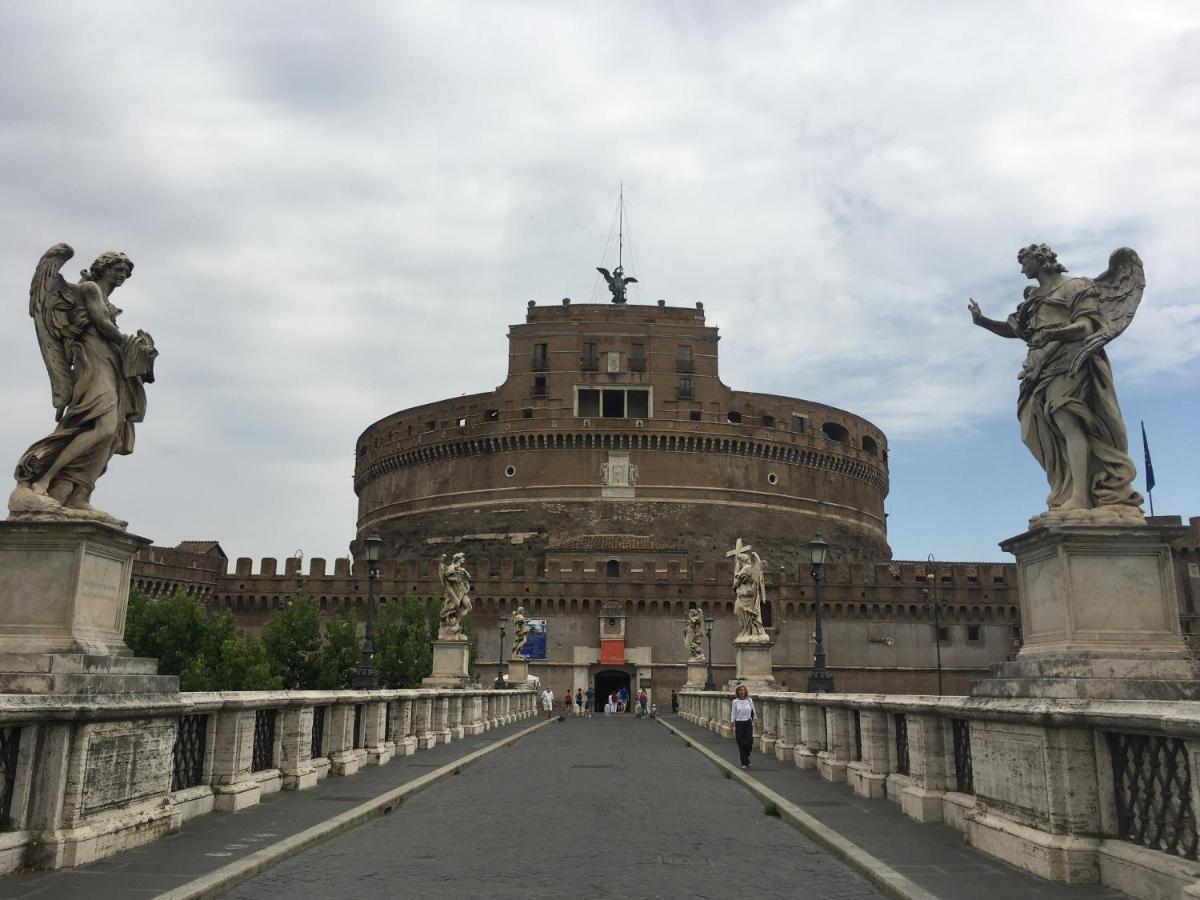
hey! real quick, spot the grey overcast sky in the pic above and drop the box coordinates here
[2,2,1197,565]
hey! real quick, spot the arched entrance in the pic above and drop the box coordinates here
[594,668,631,713]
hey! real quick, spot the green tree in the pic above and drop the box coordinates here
[399,596,432,687]
[374,601,406,688]
[261,592,322,688]
[317,611,360,689]
[125,588,279,691]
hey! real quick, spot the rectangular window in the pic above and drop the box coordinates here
[456,416,467,427]
[631,343,645,361]
[424,420,436,432]
[676,344,693,373]
[602,389,625,418]
[936,625,950,642]
[522,407,534,418]
[532,376,547,397]
[577,389,600,418]
[627,389,649,418]
[967,624,982,642]
[689,410,702,421]
[581,342,599,371]
[794,415,806,434]
[677,376,693,399]
[762,414,775,428]
[532,343,548,370]
[485,408,499,421]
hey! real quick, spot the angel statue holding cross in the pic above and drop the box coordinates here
[968,244,1145,525]
[728,538,769,643]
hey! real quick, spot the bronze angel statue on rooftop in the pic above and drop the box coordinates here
[597,265,637,304]
[8,244,157,527]
[968,244,1144,525]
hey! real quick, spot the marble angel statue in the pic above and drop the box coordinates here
[731,541,769,642]
[8,244,157,527]
[511,606,530,659]
[685,608,705,661]
[968,244,1144,524]
[437,552,473,640]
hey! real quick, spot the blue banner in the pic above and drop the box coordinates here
[523,619,547,660]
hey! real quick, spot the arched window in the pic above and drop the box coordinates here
[861,436,878,456]
[821,422,850,444]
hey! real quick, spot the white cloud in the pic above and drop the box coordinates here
[1,1,1197,559]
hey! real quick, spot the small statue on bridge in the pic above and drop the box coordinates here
[437,552,473,640]
[728,538,769,643]
[685,608,705,661]
[511,606,530,659]
[596,265,637,304]
[8,244,158,528]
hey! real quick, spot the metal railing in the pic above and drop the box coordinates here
[171,714,207,791]
[1109,731,1198,860]
[252,709,277,772]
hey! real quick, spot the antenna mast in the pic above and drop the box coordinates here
[618,182,624,270]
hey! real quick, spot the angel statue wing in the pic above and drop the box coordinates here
[1068,247,1145,376]
[29,243,85,419]
[596,267,615,287]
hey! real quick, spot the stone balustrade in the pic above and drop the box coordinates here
[678,689,1200,900]
[0,687,536,873]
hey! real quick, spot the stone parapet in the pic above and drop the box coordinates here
[678,688,1200,900]
[0,686,531,874]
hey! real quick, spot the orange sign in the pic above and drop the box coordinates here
[600,639,625,665]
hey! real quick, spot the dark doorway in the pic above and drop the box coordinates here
[594,669,631,713]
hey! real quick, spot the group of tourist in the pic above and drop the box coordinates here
[537,685,655,718]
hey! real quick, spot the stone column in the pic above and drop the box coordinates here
[898,713,951,823]
[279,707,318,790]
[413,696,436,750]
[847,708,888,799]
[794,703,825,770]
[211,708,262,809]
[362,700,391,766]
[817,706,851,783]
[758,696,778,755]
[966,718,1102,882]
[464,694,485,736]
[448,694,465,740]
[391,697,417,756]
[774,697,796,762]
[327,703,360,776]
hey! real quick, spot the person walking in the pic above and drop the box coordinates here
[575,688,584,716]
[636,689,648,717]
[541,687,554,719]
[731,684,756,768]
[670,690,679,715]
[562,689,573,717]
[586,686,594,713]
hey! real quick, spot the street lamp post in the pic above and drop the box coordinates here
[807,534,834,693]
[703,614,716,691]
[494,615,509,689]
[924,554,944,696]
[350,529,383,689]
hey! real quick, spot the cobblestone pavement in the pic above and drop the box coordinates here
[226,713,887,900]
[665,716,1128,900]
[0,717,540,900]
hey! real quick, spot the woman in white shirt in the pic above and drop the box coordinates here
[730,684,756,768]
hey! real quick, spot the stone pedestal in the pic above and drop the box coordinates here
[685,660,709,688]
[726,639,776,692]
[506,658,529,688]
[422,639,473,689]
[0,521,177,693]
[972,523,1200,700]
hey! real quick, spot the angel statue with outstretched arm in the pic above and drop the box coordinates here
[968,244,1143,524]
[596,265,637,304]
[8,244,157,528]
[437,552,473,640]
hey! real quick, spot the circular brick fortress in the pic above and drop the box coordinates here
[354,302,891,572]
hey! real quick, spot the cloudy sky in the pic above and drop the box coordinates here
[2,1,1197,565]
